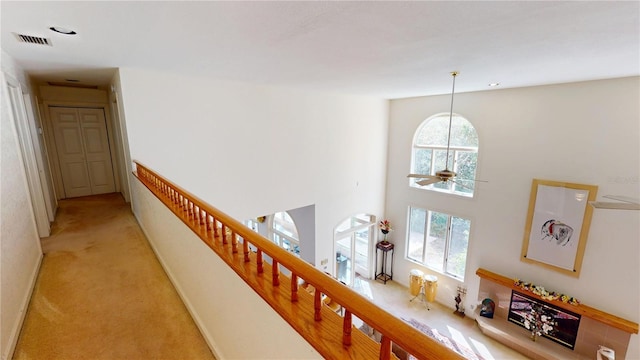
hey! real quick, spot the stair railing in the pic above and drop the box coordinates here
[134,160,464,360]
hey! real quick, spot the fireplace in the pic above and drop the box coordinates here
[476,268,637,359]
[508,290,581,350]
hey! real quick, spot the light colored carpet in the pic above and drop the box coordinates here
[13,193,215,360]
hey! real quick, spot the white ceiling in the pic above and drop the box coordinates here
[2,1,638,99]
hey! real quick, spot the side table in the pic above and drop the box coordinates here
[375,241,394,284]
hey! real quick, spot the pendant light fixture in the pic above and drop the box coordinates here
[407,71,460,185]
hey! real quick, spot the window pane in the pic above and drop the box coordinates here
[455,151,477,180]
[273,233,282,246]
[354,229,369,274]
[415,115,478,148]
[412,148,432,175]
[426,212,447,271]
[282,238,292,251]
[453,151,478,193]
[273,211,298,238]
[411,148,432,186]
[446,217,470,278]
[415,116,449,146]
[407,208,426,262]
[450,116,479,147]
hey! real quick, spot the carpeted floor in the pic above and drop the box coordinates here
[13,193,215,360]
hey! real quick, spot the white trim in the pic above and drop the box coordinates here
[23,93,56,221]
[2,253,43,360]
[109,93,130,203]
[333,214,376,282]
[3,72,50,237]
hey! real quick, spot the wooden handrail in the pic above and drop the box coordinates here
[134,161,465,360]
[476,268,639,335]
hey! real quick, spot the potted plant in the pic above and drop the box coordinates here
[379,219,392,244]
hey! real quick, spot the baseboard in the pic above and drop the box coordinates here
[2,252,43,360]
[133,210,223,360]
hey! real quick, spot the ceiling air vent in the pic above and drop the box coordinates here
[14,33,52,46]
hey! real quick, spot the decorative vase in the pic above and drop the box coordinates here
[381,229,389,243]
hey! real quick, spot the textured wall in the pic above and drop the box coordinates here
[1,51,43,360]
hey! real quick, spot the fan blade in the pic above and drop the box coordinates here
[407,173,434,179]
[416,177,442,186]
[590,201,640,210]
[590,195,639,210]
[451,179,473,191]
[603,195,640,204]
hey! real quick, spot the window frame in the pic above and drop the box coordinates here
[334,214,376,283]
[410,113,479,197]
[406,206,471,281]
[270,211,300,256]
[245,218,259,233]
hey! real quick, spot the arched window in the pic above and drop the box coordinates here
[271,211,300,256]
[410,113,479,196]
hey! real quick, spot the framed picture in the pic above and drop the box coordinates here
[521,179,597,277]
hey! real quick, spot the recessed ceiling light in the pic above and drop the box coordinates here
[49,27,76,35]
[488,82,500,87]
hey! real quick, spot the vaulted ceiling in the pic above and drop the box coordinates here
[2,1,638,98]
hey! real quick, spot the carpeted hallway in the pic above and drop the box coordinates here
[13,193,215,360]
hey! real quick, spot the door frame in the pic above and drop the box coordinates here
[24,93,57,221]
[41,100,120,199]
[2,72,50,237]
[333,214,376,285]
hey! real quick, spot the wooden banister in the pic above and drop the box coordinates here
[134,161,465,360]
[476,268,639,335]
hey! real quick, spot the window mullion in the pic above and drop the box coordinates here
[443,215,452,274]
[422,210,429,263]
[453,150,459,173]
[430,150,437,176]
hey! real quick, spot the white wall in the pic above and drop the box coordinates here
[110,71,133,202]
[387,77,639,356]
[118,68,388,272]
[288,204,316,264]
[0,50,43,360]
[131,177,322,359]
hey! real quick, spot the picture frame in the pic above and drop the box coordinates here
[521,179,597,277]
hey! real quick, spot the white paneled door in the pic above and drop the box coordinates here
[50,107,115,198]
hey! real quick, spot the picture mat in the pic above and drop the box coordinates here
[526,185,589,270]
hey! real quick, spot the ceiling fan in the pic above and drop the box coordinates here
[407,71,483,190]
[590,195,640,210]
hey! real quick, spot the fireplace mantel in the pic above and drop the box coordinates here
[476,268,638,334]
[475,268,638,359]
